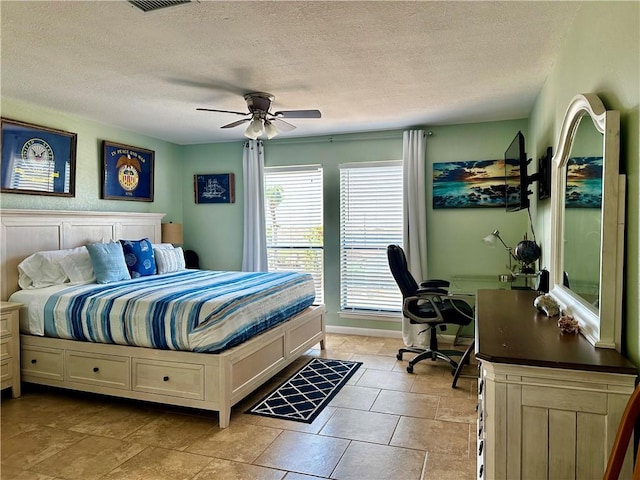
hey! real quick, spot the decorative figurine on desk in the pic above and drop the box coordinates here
[534,294,560,317]
[513,234,541,274]
[483,230,542,288]
[558,315,580,334]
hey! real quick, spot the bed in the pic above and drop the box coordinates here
[0,209,325,428]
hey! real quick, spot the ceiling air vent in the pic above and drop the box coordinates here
[128,0,192,12]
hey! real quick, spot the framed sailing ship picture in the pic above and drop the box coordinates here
[194,173,235,204]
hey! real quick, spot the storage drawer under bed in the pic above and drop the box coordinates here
[21,345,64,382]
[66,351,130,390]
[132,358,204,400]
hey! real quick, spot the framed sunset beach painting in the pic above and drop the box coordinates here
[433,159,511,209]
[565,156,602,208]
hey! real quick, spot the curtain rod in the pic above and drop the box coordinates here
[269,129,434,145]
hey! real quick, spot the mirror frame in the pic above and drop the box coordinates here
[549,93,624,350]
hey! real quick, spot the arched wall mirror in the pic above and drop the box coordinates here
[549,93,625,350]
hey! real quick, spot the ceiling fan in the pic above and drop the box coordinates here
[197,92,321,139]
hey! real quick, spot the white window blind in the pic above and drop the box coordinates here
[340,161,403,313]
[264,165,324,304]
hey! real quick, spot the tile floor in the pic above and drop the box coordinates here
[0,333,478,480]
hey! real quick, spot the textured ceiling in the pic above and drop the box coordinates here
[1,1,581,145]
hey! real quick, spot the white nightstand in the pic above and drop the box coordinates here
[1,301,22,397]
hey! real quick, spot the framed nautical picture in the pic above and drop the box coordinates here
[101,140,154,201]
[194,173,235,204]
[1,117,77,197]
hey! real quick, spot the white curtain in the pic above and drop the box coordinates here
[241,140,268,272]
[402,130,429,347]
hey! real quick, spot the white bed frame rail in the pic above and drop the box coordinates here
[0,209,325,428]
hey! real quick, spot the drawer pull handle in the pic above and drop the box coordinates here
[479,440,483,456]
[479,465,484,477]
[163,376,170,382]
[479,379,484,394]
[93,367,99,373]
[31,358,37,364]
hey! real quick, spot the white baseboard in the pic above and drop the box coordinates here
[325,325,473,345]
[326,325,403,338]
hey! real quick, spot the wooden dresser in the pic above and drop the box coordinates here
[475,289,637,480]
[1,301,22,398]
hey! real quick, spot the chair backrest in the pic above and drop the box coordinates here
[603,383,640,480]
[387,244,419,298]
[184,249,200,269]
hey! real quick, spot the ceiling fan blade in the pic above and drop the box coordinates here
[197,108,249,116]
[164,76,251,96]
[221,118,251,129]
[272,118,297,132]
[274,109,322,119]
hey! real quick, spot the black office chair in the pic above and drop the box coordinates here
[387,245,474,386]
[184,249,200,269]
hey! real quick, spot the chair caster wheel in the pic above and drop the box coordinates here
[396,353,403,361]
[407,365,414,374]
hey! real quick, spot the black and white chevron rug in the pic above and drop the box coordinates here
[246,358,362,423]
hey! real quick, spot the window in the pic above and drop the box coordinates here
[340,161,403,313]
[264,165,324,303]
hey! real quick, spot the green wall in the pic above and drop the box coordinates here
[2,1,637,356]
[529,1,640,365]
[180,124,528,330]
[179,142,245,270]
[425,122,530,280]
[0,97,183,220]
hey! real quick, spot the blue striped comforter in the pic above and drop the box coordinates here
[42,270,316,353]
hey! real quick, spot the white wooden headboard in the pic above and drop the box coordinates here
[0,209,165,301]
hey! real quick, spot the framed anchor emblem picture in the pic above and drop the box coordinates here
[194,173,235,204]
[101,140,154,202]
[1,117,77,197]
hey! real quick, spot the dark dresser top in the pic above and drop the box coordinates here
[475,289,637,375]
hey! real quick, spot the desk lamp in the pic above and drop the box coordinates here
[484,230,541,275]
[483,229,519,269]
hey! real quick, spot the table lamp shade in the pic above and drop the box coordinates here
[161,223,183,245]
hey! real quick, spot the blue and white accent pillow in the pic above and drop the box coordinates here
[119,238,156,278]
[86,242,131,284]
[154,246,186,274]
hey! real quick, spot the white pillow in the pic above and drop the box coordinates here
[154,247,186,274]
[18,246,87,289]
[152,243,175,250]
[59,247,96,283]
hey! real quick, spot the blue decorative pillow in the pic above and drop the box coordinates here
[86,242,131,284]
[119,238,156,278]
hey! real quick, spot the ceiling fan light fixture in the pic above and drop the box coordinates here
[244,117,264,139]
[244,130,259,140]
[198,92,320,138]
[264,120,279,139]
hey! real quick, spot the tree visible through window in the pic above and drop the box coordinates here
[264,165,324,304]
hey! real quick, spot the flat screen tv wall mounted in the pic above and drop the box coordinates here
[504,131,546,212]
